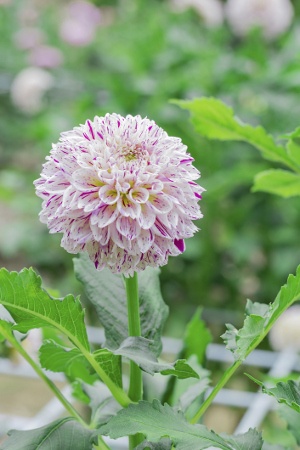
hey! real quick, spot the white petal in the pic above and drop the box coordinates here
[128,187,149,204]
[117,196,141,219]
[138,203,156,229]
[72,169,101,191]
[96,204,118,227]
[116,216,140,239]
[99,185,120,205]
[149,194,172,214]
[137,228,154,253]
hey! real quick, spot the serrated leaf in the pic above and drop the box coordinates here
[248,375,300,413]
[173,97,295,170]
[0,418,95,450]
[183,308,212,365]
[252,169,300,197]
[39,340,96,384]
[0,268,89,351]
[161,359,199,380]
[93,349,122,387]
[136,438,172,450]
[96,337,198,379]
[74,254,168,357]
[267,265,300,329]
[222,266,300,361]
[99,399,263,450]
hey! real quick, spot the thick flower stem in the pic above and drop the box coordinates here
[125,273,143,449]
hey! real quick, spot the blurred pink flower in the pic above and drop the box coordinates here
[225,0,294,40]
[35,114,204,276]
[60,0,102,47]
[28,45,64,68]
[13,27,45,50]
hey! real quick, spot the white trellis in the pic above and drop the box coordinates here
[0,326,299,449]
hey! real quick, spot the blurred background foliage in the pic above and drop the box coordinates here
[1,0,300,339]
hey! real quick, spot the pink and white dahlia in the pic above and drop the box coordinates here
[34,114,204,276]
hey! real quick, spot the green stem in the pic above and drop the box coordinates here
[191,290,300,423]
[1,325,87,428]
[80,347,131,408]
[124,273,143,450]
[94,436,111,450]
[190,361,240,424]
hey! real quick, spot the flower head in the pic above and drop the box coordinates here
[34,114,204,276]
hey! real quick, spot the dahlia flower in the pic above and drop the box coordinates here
[34,114,204,276]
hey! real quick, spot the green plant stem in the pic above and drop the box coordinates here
[80,347,131,408]
[125,272,143,450]
[190,293,300,424]
[1,325,87,428]
[94,436,111,450]
[190,361,240,424]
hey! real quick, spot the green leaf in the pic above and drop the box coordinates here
[183,308,212,365]
[0,418,95,450]
[160,359,200,380]
[74,254,169,356]
[99,400,262,450]
[0,268,89,351]
[173,97,296,170]
[96,337,198,379]
[93,349,122,388]
[136,439,172,450]
[39,340,96,384]
[0,319,13,343]
[280,405,300,445]
[222,266,300,361]
[286,140,300,168]
[252,169,300,197]
[247,375,300,413]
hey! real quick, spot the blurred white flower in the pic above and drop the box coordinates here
[10,67,53,115]
[60,0,102,47]
[225,0,294,40]
[269,305,300,351]
[170,0,224,28]
[28,45,64,68]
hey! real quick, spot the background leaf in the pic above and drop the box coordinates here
[74,254,168,356]
[252,169,300,197]
[173,98,295,169]
[280,405,300,445]
[0,418,95,450]
[99,399,263,450]
[183,308,212,365]
[0,268,89,351]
